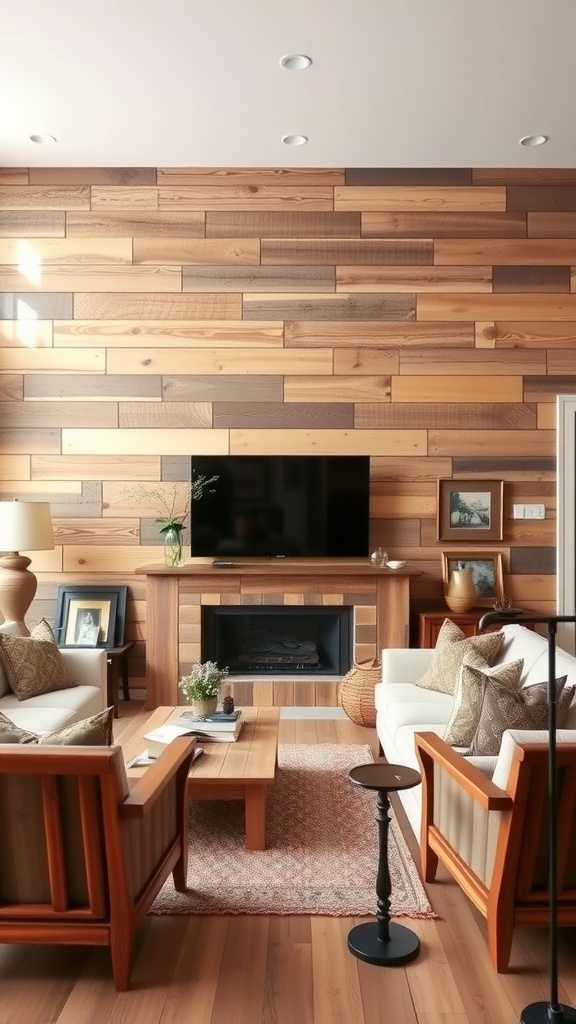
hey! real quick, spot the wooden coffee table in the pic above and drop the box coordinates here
[123,705,280,850]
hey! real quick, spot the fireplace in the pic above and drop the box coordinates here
[202,606,352,676]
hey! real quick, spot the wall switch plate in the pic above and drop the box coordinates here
[525,503,545,519]
[512,504,525,519]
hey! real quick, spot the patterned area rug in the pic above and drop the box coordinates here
[150,743,435,917]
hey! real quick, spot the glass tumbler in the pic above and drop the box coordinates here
[370,547,388,568]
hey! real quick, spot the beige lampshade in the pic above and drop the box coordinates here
[0,500,54,553]
[0,501,54,635]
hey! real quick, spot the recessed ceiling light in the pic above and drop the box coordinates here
[282,134,308,146]
[280,54,312,71]
[519,134,548,147]
[30,134,57,145]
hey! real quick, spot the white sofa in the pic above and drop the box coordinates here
[0,627,107,735]
[375,623,576,838]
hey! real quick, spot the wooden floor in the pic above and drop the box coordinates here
[2,703,575,1024]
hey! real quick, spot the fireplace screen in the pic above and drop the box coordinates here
[202,606,352,676]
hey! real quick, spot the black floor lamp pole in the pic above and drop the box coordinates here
[479,612,576,1024]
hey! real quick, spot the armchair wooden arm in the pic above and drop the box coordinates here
[415,732,512,811]
[121,736,196,818]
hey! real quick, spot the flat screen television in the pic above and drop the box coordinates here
[190,454,370,559]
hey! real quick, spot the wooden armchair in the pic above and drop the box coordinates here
[0,737,196,990]
[415,729,576,972]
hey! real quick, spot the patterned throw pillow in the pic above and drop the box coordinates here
[467,676,575,756]
[443,651,524,747]
[0,707,113,746]
[0,618,75,701]
[415,618,504,696]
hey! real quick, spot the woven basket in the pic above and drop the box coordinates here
[338,659,380,727]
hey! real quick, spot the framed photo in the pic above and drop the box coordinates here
[55,585,127,649]
[442,552,505,608]
[437,478,503,542]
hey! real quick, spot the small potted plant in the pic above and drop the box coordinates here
[178,660,229,717]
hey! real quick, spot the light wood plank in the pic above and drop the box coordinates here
[335,186,506,212]
[362,210,526,237]
[0,266,181,292]
[0,454,31,480]
[398,348,545,375]
[62,428,228,456]
[436,238,576,264]
[157,167,345,185]
[53,319,283,347]
[119,402,212,428]
[0,320,52,346]
[73,292,242,319]
[285,321,475,347]
[0,210,65,237]
[418,294,576,320]
[285,376,390,402]
[229,428,427,456]
[66,210,204,236]
[0,238,132,264]
[31,455,161,481]
[0,186,90,209]
[333,349,399,375]
[356,403,536,430]
[106,347,333,375]
[133,237,260,264]
[0,349,104,373]
[392,377,522,403]
[54,518,139,545]
[429,430,554,457]
[90,186,158,209]
[158,186,334,210]
[494,321,576,347]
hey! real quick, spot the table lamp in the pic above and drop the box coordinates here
[0,500,54,635]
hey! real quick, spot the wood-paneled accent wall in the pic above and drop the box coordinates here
[1,165,570,697]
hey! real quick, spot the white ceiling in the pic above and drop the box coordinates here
[2,0,576,170]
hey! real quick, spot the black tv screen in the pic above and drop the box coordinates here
[190,455,370,559]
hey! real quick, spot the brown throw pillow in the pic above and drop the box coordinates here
[0,707,113,746]
[443,652,524,747]
[415,618,504,696]
[467,676,574,756]
[0,618,75,701]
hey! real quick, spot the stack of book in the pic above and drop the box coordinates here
[143,710,243,757]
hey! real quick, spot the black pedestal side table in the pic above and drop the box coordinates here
[347,762,422,967]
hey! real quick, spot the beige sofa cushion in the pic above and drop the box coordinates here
[468,676,575,756]
[0,619,75,701]
[415,618,504,696]
[0,707,113,746]
[444,652,524,746]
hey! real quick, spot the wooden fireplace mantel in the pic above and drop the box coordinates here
[136,559,421,709]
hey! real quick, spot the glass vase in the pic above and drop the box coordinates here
[164,527,184,568]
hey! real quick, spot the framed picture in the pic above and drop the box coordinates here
[442,552,505,608]
[437,478,503,542]
[55,585,127,649]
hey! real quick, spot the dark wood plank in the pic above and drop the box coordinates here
[212,402,354,429]
[509,547,556,575]
[0,401,118,428]
[346,168,472,185]
[0,428,60,454]
[524,376,576,400]
[261,239,433,265]
[370,518,421,547]
[0,481,103,516]
[182,265,335,292]
[354,403,537,430]
[30,168,156,185]
[73,293,241,319]
[66,211,205,237]
[362,211,526,238]
[119,402,212,428]
[453,456,556,476]
[25,374,162,400]
[162,375,283,402]
[0,211,65,236]
[0,293,73,319]
[507,187,576,212]
[493,266,570,292]
[528,212,576,238]
[206,211,360,238]
[474,169,576,185]
[243,294,415,321]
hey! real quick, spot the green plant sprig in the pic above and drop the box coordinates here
[179,661,229,702]
[120,476,218,534]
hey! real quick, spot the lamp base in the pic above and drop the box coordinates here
[521,1002,576,1023]
[0,553,36,636]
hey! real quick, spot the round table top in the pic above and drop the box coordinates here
[348,762,421,792]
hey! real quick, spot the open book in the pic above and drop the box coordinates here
[144,721,242,757]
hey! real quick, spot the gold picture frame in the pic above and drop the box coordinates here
[442,551,505,608]
[437,478,504,542]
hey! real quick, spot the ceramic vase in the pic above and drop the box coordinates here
[190,696,218,717]
[445,568,477,613]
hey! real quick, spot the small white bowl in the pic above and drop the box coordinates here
[386,560,407,569]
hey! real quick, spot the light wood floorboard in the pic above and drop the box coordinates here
[0,702,574,1024]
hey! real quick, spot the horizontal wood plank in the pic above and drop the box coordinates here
[284,376,391,402]
[0,428,60,454]
[133,237,260,264]
[62,428,228,456]
[162,375,283,402]
[0,349,104,373]
[355,402,536,429]
[66,211,204,237]
[362,211,526,238]
[243,294,415,320]
[24,373,161,400]
[0,238,132,265]
[106,347,333,375]
[229,428,427,456]
[206,211,359,237]
[73,293,242,319]
[212,402,354,429]
[183,265,335,292]
[493,266,570,292]
[336,266,491,292]
[118,401,212,428]
[0,186,89,209]
[398,347,546,375]
[0,211,65,236]
[429,429,554,456]
[335,186,506,212]
[0,401,117,427]
[0,320,52,346]
[417,294,576,320]
[391,376,523,403]
[157,168,345,186]
[285,320,475,346]
[332,348,399,375]
[158,186,334,211]
[53,319,283,347]
[261,238,432,265]
[435,238,576,265]
[31,455,161,480]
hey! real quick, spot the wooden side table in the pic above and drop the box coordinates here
[106,642,134,718]
[419,609,496,647]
